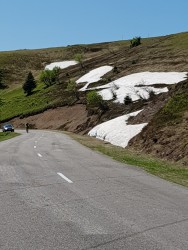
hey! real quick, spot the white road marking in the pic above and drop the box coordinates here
[37,153,42,158]
[57,172,73,184]
[34,146,37,149]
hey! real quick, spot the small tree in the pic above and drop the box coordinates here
[74,53,84,69]
[23,72,36,96]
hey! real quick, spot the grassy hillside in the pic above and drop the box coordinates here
[0,32,188,121]
[0,32,188,166]
[1,32,188,89]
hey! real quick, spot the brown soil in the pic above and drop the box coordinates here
[128,81,188,166]
[11,104,98,135]
[129,114,188,166]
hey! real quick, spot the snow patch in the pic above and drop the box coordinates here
[76,66,113,91]
[89,110,147,148]
[45,61,78,70]
[88,72,187,103]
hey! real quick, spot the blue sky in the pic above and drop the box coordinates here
[0,0,187,51]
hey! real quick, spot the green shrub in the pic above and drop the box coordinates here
[40,67,60,87]
[67,80,76,92]
[74,53,84,69]
[66,80,79,100]
[130,37,141,48]
[86,90,108,110]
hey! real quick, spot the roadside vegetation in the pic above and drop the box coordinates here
[67,132,188,188]
[0,132,20,142]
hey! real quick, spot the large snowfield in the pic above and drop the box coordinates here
[45,61,187,147]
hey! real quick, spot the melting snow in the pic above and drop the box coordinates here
[95,72,187,103]
[76,66,113,91]
[45,61,78,70]
[85,71,187,147]
[89,110,147,148]
[44,63,187,148]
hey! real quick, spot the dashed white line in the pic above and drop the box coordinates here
[57,172,73,184]
[37,153,42,158]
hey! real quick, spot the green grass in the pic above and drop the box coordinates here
[66,132,188,188]
[0,132,20,142]
[155,83,188,127]
[163,32,188,49]
[0,83,64,121]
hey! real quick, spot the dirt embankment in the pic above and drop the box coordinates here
[129,80,188,166]
[11,104,97,134]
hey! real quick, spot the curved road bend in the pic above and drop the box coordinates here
[0,130,188,250]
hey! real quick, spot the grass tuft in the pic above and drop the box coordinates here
[0,132,20,142]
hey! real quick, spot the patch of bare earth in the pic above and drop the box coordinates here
[11,104,98,135]
[129,114,188,167]
[128,84,188,167]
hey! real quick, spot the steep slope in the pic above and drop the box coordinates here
[0,32,188,89]
[129,79,188,165]
[1,32,188,165]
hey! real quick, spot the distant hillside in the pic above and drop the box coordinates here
[0,32,188,88]
[0,32,188,165]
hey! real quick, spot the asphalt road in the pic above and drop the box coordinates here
[0,130,188,250]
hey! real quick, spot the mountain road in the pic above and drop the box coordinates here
[0,130,188,249]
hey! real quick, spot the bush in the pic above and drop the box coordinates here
[40,67,60,87]
[130,37,141,48]
[66,80,79,100]
[124,95,132,105]
[74,53,84,69]
[86,90,108,110]
[113,66,119,74]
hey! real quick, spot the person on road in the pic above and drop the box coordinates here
[26,122,29,133]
